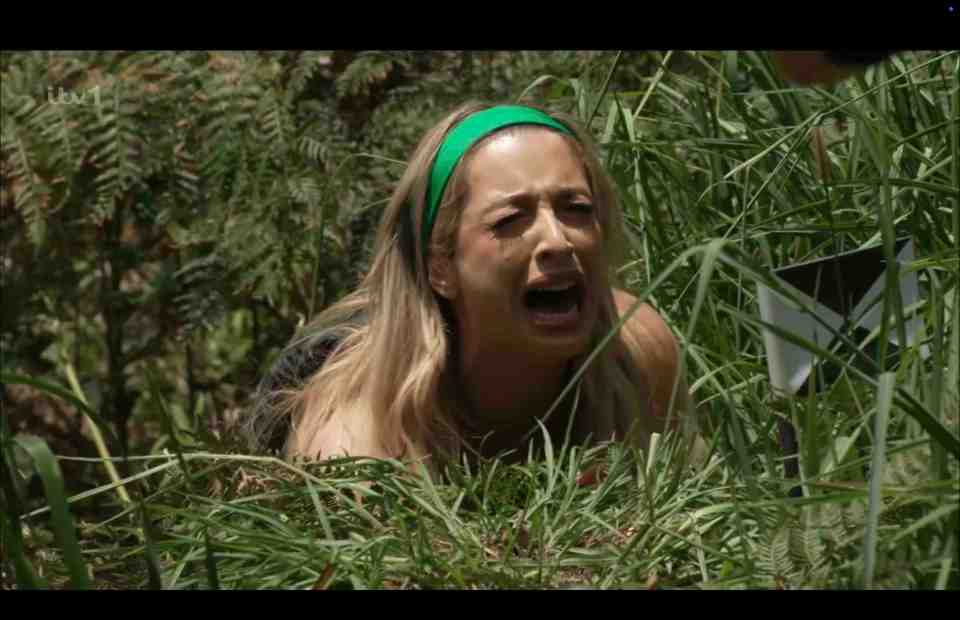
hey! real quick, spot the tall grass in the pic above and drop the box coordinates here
[3,50,958,589]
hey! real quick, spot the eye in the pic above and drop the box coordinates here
[490,211,523,231]
[567,201,594,214]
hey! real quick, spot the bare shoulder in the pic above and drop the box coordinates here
[614,290,707,463]
[612,288,685,429]
[613,289,679,364]
[288,406,388,461]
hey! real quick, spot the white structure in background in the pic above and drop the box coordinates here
[757,239,926,395]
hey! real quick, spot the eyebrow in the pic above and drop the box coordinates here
[482,186,593,214]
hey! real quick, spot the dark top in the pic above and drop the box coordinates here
[258,334,341,396]
[253,333,342,453]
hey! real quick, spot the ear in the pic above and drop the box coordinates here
[428,253,458,300]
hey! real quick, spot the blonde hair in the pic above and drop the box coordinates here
[247,101,664,465]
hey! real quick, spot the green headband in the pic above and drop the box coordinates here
[420,105,574,250]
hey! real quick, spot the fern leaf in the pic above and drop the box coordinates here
[4,131,48,245]
[172,140,200,200]
[87,86,146,218]
[297,136,326,163]
[789,511,828,584]
[287,177,321,210]
[335,53,400,99]
[754,526,795,585]
[39,102,77,174]
[285,51,332,99]
[259,91,287,153]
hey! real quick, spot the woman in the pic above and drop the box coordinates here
[248,101,693,467]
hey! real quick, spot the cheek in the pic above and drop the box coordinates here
[573,224,604,261]
[576,228,609,288]
[457,236,526,300]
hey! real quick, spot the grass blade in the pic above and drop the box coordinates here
[204,528,220,590]
[14,435,91,589]
[862,372,895,589]
[0,428,47,589]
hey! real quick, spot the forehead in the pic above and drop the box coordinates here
[463,128,590,199]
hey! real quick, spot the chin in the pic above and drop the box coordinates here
[535,335,593,363]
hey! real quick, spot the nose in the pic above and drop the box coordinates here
[531,207,574,264]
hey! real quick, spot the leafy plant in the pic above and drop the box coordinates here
[2,50,957,589]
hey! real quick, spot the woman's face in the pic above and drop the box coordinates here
[432,127,607,363]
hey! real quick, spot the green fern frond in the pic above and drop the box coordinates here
[200,57,262,142]
[287,177,321,211]
[285,51,332,99]
[3,90,42,126]
[39,102,79,174]
[3,130,48,245]
[263,97,286,149]
[173,254,229,334]
[752,526,795,587]
[1,51,48,100]
[86,84,148,219]
[335,53,402,99]
[297,136,326,164]
[172,144,200,200]
[885,449,930,487]
[787,511,829,583]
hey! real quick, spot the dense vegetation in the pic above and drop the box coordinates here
[2,50,957,589]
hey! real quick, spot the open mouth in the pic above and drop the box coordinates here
[523,281,585,327]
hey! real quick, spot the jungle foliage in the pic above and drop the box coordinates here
[1,50,958,589]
